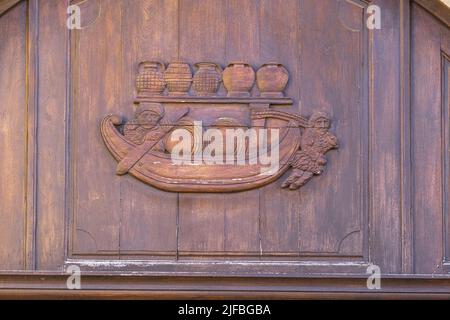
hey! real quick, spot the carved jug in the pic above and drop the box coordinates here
[135,61,166,96]
[192,62,222,96]
[256,63,289,98]
[164,61,192,96]
[223,62,255,97]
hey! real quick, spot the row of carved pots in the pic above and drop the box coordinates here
[135,61,289,98]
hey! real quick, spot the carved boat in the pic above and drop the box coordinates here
[101,60,338,192]
[101,109,303,192]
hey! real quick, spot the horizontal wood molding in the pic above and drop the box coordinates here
[0,273,450,299]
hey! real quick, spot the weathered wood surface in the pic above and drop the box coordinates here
[0,0,449,298]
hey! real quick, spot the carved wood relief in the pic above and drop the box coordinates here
[101,61,338,192]
[70,0,366,261]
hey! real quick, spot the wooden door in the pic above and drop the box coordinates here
[1,0,450,298]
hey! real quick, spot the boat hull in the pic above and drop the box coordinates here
[101,113,301,192]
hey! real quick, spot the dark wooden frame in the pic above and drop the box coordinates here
[1,272,450,299]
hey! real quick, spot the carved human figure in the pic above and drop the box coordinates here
[123,103,167,151]
[281,111,338,190]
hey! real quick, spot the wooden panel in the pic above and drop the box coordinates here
[179,0,226,62]
[18,0,408,271]
[259,0,300,101]
[178,194,225,254]
[412,4,444,273]
[0,1,26,270]
[222,0,261,254]
[296,0,365,257]
[71,0,124,255]
[258,0,367,257]
[119,0,178,256]
[257,0,301,255]
[119,177,177,256]
[225,0,260,63]
[369,0,403,272]
[70,0,375,261]
[177,0,266,256]
[35,0,68,269]
[177,0,229,255]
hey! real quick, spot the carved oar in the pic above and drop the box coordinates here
[116,108,189,175]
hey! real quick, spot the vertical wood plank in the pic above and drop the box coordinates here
[119,177,178,256]
[368,0,403,272]
[35,0,68,269]
[258,0,302,255]
[179,0,226,62]
[259,0,300,100]
[178,194,225,254]
[223,0,261,254]
[71,0,123,255]
[0,0,27,270]
[119,0,178,257]
[411,4,443,273]
[399,0,413,274]
[178,0,227,255]
[297,0,367,257]
[25,0,39,270]
[259,186,300,254]
[223,191,260,254]
[226,0,260,63]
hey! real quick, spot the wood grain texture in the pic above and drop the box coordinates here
[177,0,228,256]
[258,0,301,255]
[35,0,68,270]
[263,0,366,257]
[76,0,368,261]
[0,0,21,17]
[71,0,123,256]
[412,4,444,274]
[0,0,26,270]
[25,0,38,270]
[400,0,413,274]
[369,0,402,273]
[119,0,179,257]
[414,0,450,28]
[2,272,450,299]
[223,0,261,255]
[2,0,450,294]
